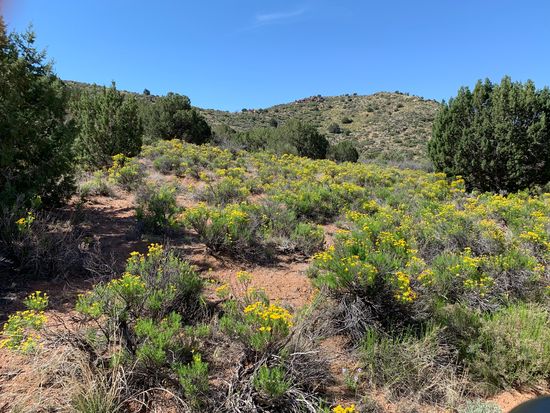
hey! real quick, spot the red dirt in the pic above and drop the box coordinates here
[0,175,545,412]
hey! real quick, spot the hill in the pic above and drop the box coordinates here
[199,92,440,165]
[65,81,440,165]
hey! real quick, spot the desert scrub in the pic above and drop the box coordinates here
[0,291,48,352]
[107,153,145,190]
[309,217,421,337]
[195,175,251,206]
[183,202,272,260]
[174,352,209,406]
[75,244,208,405]
[135,183,180,233]
[0,205,87,279]
[220,298,294,352]
[360,325,463,407]
[289,222,325,255]
[253,365,291,400]
[78,170,114,198]
[465,303,550,392]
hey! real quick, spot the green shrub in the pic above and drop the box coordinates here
[466,303,550,391]
[290,222,325,255]
[174,352,209,406]
[309,225,419,338]
[135,184,180,233]
[327,141,360,163]
[72,82,143,169]
[196,175,250,206]
[428,76,550,192]
[75,245,206,401]
[272,185,344,223]
[183,202,271,260]
[328,123,342,134]
[219,280,293,352]
[0,291,48,352]
[253,365,291,400]
[0,23,76,206]
[278,119,329,159]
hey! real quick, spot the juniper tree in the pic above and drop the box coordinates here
[0,19,76,205]
[428,77,550,192]
[72,82,143,169]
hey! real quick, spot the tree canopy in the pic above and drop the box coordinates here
[0,20,76,205]
[428,76,550,192]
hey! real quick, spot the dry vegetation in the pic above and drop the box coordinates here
[1,140,549,412]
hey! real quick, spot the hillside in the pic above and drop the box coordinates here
[199,92,440,164]
[66,81,440,165]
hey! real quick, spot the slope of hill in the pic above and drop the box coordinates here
[65,81,440,165]
[199,92,440,164]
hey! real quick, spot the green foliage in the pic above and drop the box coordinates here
[222,119,329,160]
[220,281,293,352]
[327,141,360,163]
[135,184,180,233]
[0,23,76,206]
[142,92,211,144]
[72,81,143,169]
[253,365,291,399]
[279,119,329,159]
[429,76,550,191]
[290,222,325,255]
[174,352,209,405]
[76,244,203,328]
[75,245,206,402]
[196,175,251,206]
[465,303,550,391]
[200,92,439,164]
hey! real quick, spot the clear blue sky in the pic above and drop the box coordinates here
[3,0,550,111]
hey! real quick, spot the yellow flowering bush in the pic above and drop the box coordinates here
[332,404,356,413]
[0,291,48,352]
[15,211,35,232]
[74,244,208,403]
[107,153,145,190]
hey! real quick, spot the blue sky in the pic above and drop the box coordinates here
[3,0,550,111]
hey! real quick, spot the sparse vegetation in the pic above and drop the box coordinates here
[200,92,439,164]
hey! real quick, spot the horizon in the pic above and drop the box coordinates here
[3,0,550,111]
